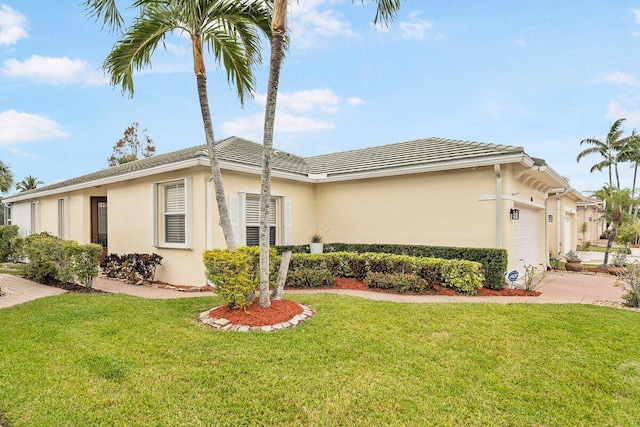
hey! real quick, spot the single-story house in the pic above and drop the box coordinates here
[3,136,585,286]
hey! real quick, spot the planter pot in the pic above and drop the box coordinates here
[630,247,640,257]
[310,242,323,254]
[565,261,583,272]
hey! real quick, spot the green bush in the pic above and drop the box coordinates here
[0,225,19,262]
[364,271,430,293]
[286,267,335,288]
[617,262,640,308]
[18,233,102,287]
[287,252,484,294]
[278,242,507,289]
[202,246,277,310]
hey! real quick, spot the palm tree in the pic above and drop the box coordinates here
[577,118,631,191]
[601,188,632,267]
[15,175,44,192]
[616,130,640,215]
[257,0,404,307]
[85,0,272,251]
[0,160,13,194]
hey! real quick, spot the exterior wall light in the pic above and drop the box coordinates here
[510,208,520,220]
[548,215,553,222]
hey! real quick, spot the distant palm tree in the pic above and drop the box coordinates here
[577,118,634,190]
[85,0,272,251]
[616,130,640,215]
[15,175,44,192]
[0,160,13,194]
[601,188,632,267]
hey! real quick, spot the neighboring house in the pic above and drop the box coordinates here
[3,136,583,286]
[576,198,606,245]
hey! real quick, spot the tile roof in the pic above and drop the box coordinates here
[8,136,526,198]
[307,137,524,176]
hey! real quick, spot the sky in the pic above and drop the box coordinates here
[2,0,640,195]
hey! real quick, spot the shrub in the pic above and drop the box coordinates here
[100,253,163,285]
[18,233,102,287]
[364,271,430,293]
[286,267,335,288]
[202,246,277,310]
[279,242,506,289]
[616,262,640,308]
[440,260,484,294]
[0,225,19,262]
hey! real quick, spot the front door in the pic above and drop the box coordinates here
[91,197,108,258]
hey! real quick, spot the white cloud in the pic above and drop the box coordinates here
[2,55,107,86]
[633,8,640,23]
[0,4,27,46]
[399,19,432,40]
[6,146,40,158]
[220,111,334,140]
[0,110,68,145]
[347,97,365,106]
[598,71,640,87]
[289,0,354,48]
[605,100,640,128]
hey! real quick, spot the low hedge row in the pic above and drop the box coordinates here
[16,232,102,288]
[285,252,484,295]
[0,225,19,262]
[278,243,507,290]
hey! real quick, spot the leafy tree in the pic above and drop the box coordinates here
[0,160,13,194]
[15,175,44,192]
[85,0,272,251]
[108,122,156,167]
[600,188,632,266]
[577,118,635,190]
[257,0,403,307]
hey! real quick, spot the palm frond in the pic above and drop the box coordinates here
[83,0,123,32]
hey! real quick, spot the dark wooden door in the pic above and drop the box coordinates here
[91,197,108,259]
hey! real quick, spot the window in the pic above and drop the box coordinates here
[153,179,191,248]
[4,204,11,225]
[245,194,276,246]
[57,198,70,239]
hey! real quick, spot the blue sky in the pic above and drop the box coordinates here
[2,1,640,194]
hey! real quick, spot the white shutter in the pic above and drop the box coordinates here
[283,198,291,245]
[229,194,240,244]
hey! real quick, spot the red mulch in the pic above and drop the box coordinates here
[208,299,303,327]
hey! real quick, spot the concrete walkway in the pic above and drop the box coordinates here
[0,271,626,310]
[0,274,68,309]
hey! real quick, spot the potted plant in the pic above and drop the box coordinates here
[564,250,582,272]
[310,234,323,254]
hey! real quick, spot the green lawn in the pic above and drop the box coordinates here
[0,293,639,426]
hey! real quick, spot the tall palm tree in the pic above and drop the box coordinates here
[85,0,272,251]
[15,175,44,192]
[616,130,640,215]
[257,0,404,307]
[577,118,630,191]
[0,160,13,194]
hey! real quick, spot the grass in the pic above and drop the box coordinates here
[0,293,639,426]
[0,263,24,276]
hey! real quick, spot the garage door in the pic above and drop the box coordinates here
[512,207,539,274]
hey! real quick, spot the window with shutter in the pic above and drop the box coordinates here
[245,194,276,246]
[164,183,185,244]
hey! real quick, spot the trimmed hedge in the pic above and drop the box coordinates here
[278,243,507,290]
[16,232,102,288]
[286,252,484,295]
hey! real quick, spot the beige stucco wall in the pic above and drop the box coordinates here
[547,194,579,256]
[314,167,497,247]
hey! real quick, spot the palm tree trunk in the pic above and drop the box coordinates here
[630,161,638,216]
[615,163,621,189]
[193,35,237,251]
[258,0,287,308]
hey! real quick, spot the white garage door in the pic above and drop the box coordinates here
[512,207,539,274]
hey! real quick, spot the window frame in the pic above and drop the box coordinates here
[152,178,192,249]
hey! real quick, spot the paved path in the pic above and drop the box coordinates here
[0,271,626,310]
[0,274,67,309]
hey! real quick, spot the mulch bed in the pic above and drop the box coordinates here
[208,299,303,327]
[37,278,103,294]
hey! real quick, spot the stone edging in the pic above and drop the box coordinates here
[198,303,315,332]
